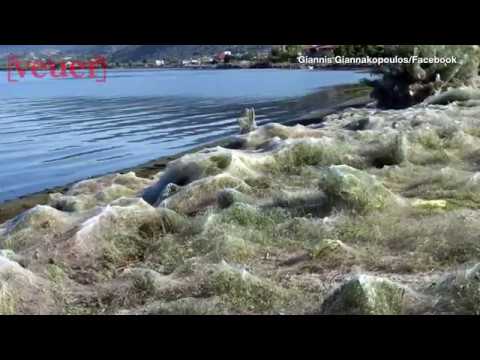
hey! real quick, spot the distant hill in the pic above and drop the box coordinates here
[108,45,272,62]
[0,45,273,61]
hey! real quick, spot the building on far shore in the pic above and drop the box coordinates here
[181,59,201,66]
[155,59,165,66]
[214,50,232,63]
[201,56,214,64]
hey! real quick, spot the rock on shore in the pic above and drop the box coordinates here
[2,99,480,314]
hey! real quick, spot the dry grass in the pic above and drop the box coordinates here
[0,283,16,315]
[329,207,480,272]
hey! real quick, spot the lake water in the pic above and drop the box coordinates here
[0,68,368,203]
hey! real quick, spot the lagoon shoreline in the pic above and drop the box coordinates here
[0,87,372,224]
[0,63,375,72]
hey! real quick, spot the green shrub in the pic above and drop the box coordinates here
[370,45,480,108]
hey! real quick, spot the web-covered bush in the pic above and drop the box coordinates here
[369,45,480,109]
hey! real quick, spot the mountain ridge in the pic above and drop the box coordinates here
[0,45,273,61]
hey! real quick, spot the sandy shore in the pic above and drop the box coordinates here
[0,138,230,224]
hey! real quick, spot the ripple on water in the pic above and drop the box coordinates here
[0,69,368,202]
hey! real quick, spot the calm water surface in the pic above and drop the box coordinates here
[0,69,368,203]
